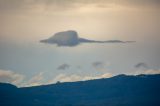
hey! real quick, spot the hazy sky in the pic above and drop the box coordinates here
[0,0,160,87]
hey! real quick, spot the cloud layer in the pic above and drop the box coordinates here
[0,0,159,13]
[0,69,24,85]
[1,68,160,87]
[26,72,44,87]
[47,73,113,84]
[40,30,135,47]
[134,69,160,75]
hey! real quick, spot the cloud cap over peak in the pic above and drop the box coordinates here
[40,30,135,47]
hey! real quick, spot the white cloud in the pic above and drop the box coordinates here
[0,69,24,85]
[83,73,112,80]
[47,73,112,84]
[1,68,159,87]
[134,69,160,75]
[25,72,44,87]
[21,68,160,87]
[49,74,82,83]
[0,70,46,87]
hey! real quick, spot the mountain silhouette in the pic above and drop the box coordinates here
[0,74,160,106]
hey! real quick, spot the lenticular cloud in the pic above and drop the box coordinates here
[40,30,135,47]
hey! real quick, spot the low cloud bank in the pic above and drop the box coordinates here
[1,68,160,87]
[47,73,113,84]
[0,69,24,85]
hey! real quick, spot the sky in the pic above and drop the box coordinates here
[0,0,160,87]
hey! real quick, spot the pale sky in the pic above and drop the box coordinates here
[0,0,160,87]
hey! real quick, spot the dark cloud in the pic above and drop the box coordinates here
[40,30,135,47]
[92,61,109,71]
[135,62,149,69]
[92,61,104,68]
[57,64,70,70]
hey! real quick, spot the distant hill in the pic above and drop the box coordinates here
[0,74,160,106]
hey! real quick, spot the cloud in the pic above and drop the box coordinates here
[134,69,160,75]
[26,72,44,87]
[0,69,24,85]
[0,69,112,87]
[92,61,110,71]
[40,30,134,47]
[83,73,112,81]
[48,74,81,83]
[132,63,160,75]
[0,0,159,13]
[135,62,149,69]
[92,61,104,68]
[57,64,70,70]
[47,73,112,84]
[0,69,44,87]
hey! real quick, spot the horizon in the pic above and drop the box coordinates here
[1,73,160,88]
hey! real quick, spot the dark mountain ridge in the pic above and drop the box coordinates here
[0,74,160,106]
